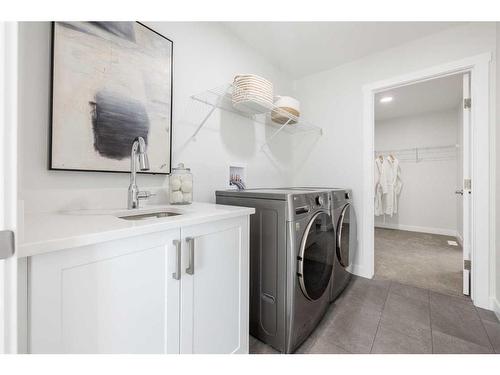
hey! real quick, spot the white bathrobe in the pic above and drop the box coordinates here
[374,156,386,216]
[374,156,403,217]
[383,156,403,216]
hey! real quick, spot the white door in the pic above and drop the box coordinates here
[0,21,18,354]
[461,73,472,296]
[180,217,249,354]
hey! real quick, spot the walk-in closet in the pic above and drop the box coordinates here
[373,74,466,296]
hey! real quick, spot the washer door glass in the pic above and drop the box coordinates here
[298,211,335,301]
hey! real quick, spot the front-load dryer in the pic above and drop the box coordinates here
[286,187,357,302]
[330,189,356,301]
[215,188,334,353]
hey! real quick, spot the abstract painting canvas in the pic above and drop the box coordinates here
[50,22,172,174]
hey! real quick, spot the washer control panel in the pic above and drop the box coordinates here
[291,191,330,218]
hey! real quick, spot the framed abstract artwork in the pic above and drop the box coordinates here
[50,22,173,174]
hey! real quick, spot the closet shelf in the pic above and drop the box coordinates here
[190,84,322,146]
[375,144,458,162]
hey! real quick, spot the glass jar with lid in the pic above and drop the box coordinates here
[169,163,193,205]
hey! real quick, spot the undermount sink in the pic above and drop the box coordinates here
[118,210,182,221]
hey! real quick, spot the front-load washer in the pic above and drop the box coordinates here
[215,188,334,353]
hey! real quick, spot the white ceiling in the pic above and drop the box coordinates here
[375,74,463,121]
[222,22,463,78]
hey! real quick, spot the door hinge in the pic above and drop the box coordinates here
[464,178,472,191]
[464,98,471,109]
[464,259,471,271]
[0,230,15,259]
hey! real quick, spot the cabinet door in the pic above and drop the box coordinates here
[29,229,181,353]
[180,217,249,354]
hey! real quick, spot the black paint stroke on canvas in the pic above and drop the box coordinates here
[90,22,136,42]
[90,90,150,160]
[59,22,136,43]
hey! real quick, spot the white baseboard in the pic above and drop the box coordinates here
[375,223,458,237]
[348,262,373,279]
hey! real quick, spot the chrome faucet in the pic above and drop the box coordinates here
[128,137,153,209]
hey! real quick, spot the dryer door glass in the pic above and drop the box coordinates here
[298,212,335,301]
[337,203,351,268]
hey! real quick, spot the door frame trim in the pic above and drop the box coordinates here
[361,52,492,309]
[0,21,18,353]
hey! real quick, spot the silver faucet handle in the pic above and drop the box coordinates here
[137,191,155,200]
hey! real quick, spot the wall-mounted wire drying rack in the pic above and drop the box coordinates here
[374,144,458,163]
[190,83,322,149]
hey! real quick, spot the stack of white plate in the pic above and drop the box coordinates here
[232,74,273,114]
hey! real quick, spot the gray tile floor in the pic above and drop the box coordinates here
[249,276,500,354]
[374,228,463,296]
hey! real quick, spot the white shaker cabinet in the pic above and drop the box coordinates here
[29,229,182,354]
[28,216,249,354]
[180,216,249,354]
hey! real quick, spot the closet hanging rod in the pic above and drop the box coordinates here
[374,144,458,155]
[374,144,458,163]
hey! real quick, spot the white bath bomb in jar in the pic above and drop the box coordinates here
[171,191,183,203]
[170,177,182,191]
[181,180,193,193]
[183,193,192,203]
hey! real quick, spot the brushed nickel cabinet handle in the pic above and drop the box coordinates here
[186,237,195,275]
[172,239,181,280]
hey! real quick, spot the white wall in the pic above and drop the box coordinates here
[293,22,496,279]
[374,109,461,236]
[18,22,296,213]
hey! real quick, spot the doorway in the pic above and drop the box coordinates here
[373,74,465,296]
[361,53,491,309]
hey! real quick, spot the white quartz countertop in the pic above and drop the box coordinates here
[19,202,254,258]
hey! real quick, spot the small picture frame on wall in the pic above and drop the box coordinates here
[50,22,173,174]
